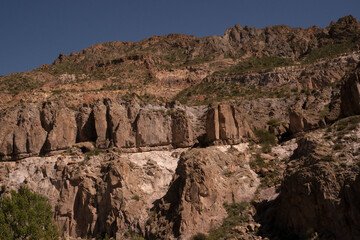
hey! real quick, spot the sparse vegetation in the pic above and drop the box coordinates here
[173,81,294,105]
[192,202,250,240]
[303,42,357,64]
[213,56,295,76]
[321,154,335,162]
[249,153,280,187]
[132,195,140,201]
[267,119,280,127]
[0,73,44,94]
[333,115,360,132]
[124,230,144,240]
[254,129,277,153]
[81,148,101,165]
[206,202,249,240]
[319,104,330,118]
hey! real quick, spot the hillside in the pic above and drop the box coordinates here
[0,15,360,240]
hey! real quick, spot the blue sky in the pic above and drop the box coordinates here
[0,0,359,75]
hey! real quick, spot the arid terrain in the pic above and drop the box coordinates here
[1,15,360,239]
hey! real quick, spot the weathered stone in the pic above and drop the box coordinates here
[205,103,220,142]
[107,101,136,148]
[171,109,194,148]
[148,147,259,239]
[93,100,109,148]
[206,103,252,144]
[0,105,47,159]
[76,104,97,143]
[135,109,172,147]
[42,103,77,151]
[341,65,360,117]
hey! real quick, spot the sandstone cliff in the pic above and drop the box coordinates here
[1,15,360,240]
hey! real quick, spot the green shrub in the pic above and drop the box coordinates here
[191,232,207,240]
[266,119,280,127]
[132,195,140,201]
[206,202,249,240]
[0,186,59,240]
[254,129,277,152]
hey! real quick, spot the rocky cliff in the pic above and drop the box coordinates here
[1,15,360,240]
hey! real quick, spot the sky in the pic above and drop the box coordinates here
[0,0,359,76]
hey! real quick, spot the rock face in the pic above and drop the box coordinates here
[41,102,77,151]
[275,121,360,239]
[0,150,181,239]
[171,109,194,148]
[289,87,339,134]
[341,64,360,117]
[0,145,258,239]
[206,103,253,144]
[1,15,360,240]
[0,100,257,160]
[135,109,172,147]
[0,104,47,160]
[147,147,259,239]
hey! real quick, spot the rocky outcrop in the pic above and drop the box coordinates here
[288,88,338,134]
[0,104,47,160]
[107,101,137,148]
[0,149,182,239]
[206,103,253,144]
[41,102,77,151]
[274,121,360,239]
[171,109,194,148]
[0,144,259,239]
[135,109,172,147]
[1,100,257,160]
[147,147,259,239]
[341,64,360,117]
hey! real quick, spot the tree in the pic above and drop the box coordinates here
[0,186,59,240]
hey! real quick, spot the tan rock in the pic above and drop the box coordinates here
[93,100,109,148]
[206,103,252,144]
[171,109,194,148]
[76,104,96,143]
[341,65,360,117]
[135,109,172,147]
[107,101,136,148]
[42,103,77,151]
[148,147,259,239]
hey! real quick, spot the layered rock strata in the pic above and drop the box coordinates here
[0,101,254,160]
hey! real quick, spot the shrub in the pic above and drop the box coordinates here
[206,202,249,240]
[191,233,207,240]
[266,119,280,127]
[0,186,59,240]
[214,56,295,76]
[254,129,277,152]
[321,154,335,162]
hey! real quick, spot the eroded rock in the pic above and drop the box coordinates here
[147,147,259,239]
